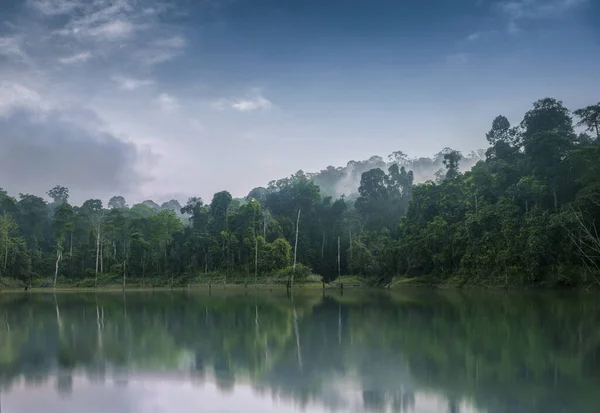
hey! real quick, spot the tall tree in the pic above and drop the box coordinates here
[443,151,463,180]
[81,199,105,285]
[574,102,600,139]
[108,196,127,209]
[47,186,69,204]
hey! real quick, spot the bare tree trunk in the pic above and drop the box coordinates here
[54,249,62,289]
[4,243,8,274]
[553,189,558,211]
[122,259,126,291]
[95,225,100,288]
[337,236,341,279]
[100,239,103,274]
[292,208,301,289]
[70,230,73,257]
[321,232,325,258]
[254,235,258,284]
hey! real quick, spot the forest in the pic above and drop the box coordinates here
[0,97,599,289]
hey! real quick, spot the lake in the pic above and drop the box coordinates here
[1,289,599,413]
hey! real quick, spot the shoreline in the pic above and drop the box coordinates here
[1,282,596,294]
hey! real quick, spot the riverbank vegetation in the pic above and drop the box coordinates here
[1,98,599,289]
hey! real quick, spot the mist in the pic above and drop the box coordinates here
[309,148,486,199]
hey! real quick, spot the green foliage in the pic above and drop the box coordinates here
[0,96,599,288]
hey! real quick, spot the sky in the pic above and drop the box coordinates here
[0,0,598,206]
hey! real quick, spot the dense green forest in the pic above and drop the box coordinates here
[1,97,599,288]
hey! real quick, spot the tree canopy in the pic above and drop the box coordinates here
[1,97,599,288]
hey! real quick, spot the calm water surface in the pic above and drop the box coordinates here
[1,290,599,413]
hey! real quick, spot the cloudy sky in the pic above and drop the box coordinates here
[0,0,598,205]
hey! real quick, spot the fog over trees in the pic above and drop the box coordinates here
[1,98,599,288]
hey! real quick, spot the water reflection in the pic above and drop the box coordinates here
[1,290,599,413]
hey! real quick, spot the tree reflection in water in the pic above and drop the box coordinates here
[0,290,600,413]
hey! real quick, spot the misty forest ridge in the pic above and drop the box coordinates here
[2,1,600,413]
[1,98,599,289]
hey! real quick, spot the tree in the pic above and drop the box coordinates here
[486,115,512,145]
[108,196,127,209]
[443,151,462,180]
[150,209,184,286]
[0,214,19,276]
[521,98,574,139]
[388,150,409,164]
[574,103,600,139]
[209,192,232,235]
[52,203,74,287]
[81,199,105,285]
[47,186,69,204]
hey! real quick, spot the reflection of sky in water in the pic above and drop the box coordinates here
[3,374,480,413]
[2,291,600,413]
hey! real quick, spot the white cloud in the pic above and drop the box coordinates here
[498,0,589,20]
[211,92,274,112]
[87,20,137,39]
[59,51,92,64]
[153,36,186,49]
[112,75,155,90]
[0,82,44,116]
[156,93,179,112]
[232,95,273,112]
[28,0,80,15]
[49,0,142,41]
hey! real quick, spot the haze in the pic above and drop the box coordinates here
[1,0,598,205]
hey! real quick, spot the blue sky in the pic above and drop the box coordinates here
[0,0,598,204]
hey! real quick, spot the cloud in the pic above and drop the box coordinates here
[497,0,589,20]
[0,105,151,202]
[47,0,145,41]
[87,20,137,39]
[156,93,179,112]
[0,36,29,62]
[212,92,274,112]
[28,0,80,16]
[232,95,273,112]
[0,82,44,115]
[134,36,186,66]
[153,35,186,49]
[59,51,92,64]
[112,75,155,90]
